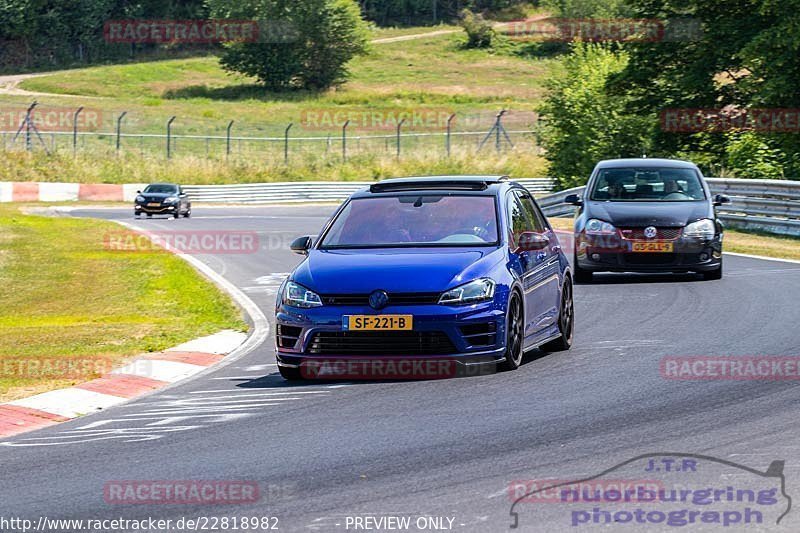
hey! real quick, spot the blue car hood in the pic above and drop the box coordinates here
[293,247,503,294]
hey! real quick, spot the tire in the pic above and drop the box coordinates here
[279,365,303,381]
[498,292,524,372]
[573,252,593,283]
[146,213,152,218]
[173,209,181,219]
[702,260,723,281]
[183,207,191,218]
[541,277,574,352]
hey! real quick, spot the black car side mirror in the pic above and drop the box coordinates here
[290,236,314,255]
[136,190,141,194]
[713,194,730,206]
[564,193,583,206]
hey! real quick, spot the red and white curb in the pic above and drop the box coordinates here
[0,181,146,202]
[0,330,247,438]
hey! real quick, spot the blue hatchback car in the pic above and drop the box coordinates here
[275,176,574,380]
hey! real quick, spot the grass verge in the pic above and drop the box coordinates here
[0,205,246,402]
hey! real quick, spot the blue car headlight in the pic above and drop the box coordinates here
[135,195,145,203]
[282,281,323,308]
[439,278,496,305]
[164,196,179,204]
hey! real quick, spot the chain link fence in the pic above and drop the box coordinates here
[0,101,542,162]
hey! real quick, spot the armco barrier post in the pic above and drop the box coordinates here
[116,111,127,153]
[166,116,176,159]
[73,106,84,156]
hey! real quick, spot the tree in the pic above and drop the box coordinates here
[538,43,651,188]
[208,0,370,91]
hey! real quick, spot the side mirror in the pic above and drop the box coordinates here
[290,235,314,255]
[136,190,141,194]
[564,193,583,206]
[516,231,550,252]
[713,194,730,206]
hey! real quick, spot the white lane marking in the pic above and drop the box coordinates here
[112,360,207,383]
[188,389,327,394]
[185,391,331,398]
[9,388,126,418]
[725,251,800,265]
[167,329,247,354]
[209,375,265,380]
[243,364,277,371]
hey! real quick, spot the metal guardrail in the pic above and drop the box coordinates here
[183,178,556,204]
[537,178,800,237]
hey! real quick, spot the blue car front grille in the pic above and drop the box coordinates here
[307,331,457,356]
[320,293,441,306]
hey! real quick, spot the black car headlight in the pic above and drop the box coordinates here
[684,219,715,240]
[282,281,323,308]
[135,195,145,203]
[439,278,496,305]
[164,196,179,204]
[585,218,616,235]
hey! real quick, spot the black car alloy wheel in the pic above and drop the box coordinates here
[499,292,524,371]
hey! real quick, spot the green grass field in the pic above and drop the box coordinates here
[0,205,246,401]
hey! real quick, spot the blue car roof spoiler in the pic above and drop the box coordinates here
[369,175,508,193]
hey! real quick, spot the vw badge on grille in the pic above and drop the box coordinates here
[369,290,389,310]
[644,226,658,239]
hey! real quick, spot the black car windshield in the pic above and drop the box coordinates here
[144,184,178,194]
[590,167,706,202]
[320,194,499,248]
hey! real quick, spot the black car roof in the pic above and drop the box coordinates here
[595,158,698,170]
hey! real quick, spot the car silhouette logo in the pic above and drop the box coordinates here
[369,290,389,310]
[644,226,658,239]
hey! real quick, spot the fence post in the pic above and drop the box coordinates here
[284,123,293,164]
[446,113,456,157]
[495,109,506,153]
[116,111,127,153]
[396,118,405,159]
[166,116,176,159]
[73,106,84,156]
[226,120,234,158]
[25,101,38,152]
[342,120,350,162]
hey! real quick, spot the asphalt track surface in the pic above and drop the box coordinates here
[1,205,799,533]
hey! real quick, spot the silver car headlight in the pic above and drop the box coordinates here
[135,195,145,203]
[164,196,179,203]
[585,218,616,235]
[684,219,715,240]
[439,278,496,305]
[282,281,323,308]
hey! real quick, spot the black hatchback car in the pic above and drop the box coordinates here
[134,183,191,218]
[565,158,729,281]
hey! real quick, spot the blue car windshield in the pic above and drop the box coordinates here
[590,168,707,202]
[320,194,499,248]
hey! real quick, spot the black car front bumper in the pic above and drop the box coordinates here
[576,234,723,273]
[135,203,180,214]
